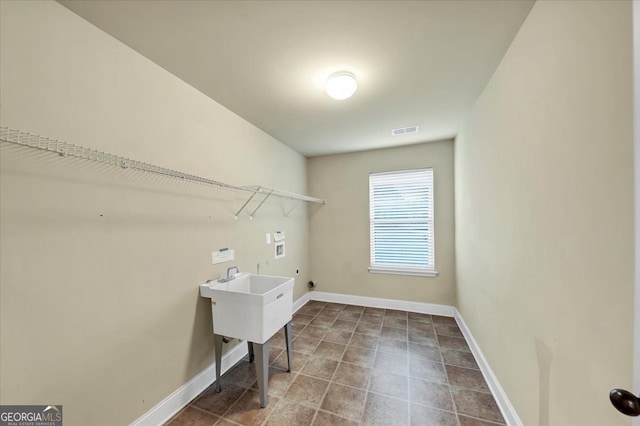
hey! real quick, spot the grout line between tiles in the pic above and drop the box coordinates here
[187,404,219,418]
[456,412,507,425]
[219,386,250,420]
[197,302,503,426]
[410,399,460,417]
[319,330,366,423]
[214,414,244,426]
[440,339,461,426]
[163,405,189,425]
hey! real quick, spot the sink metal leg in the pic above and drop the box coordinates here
[214,333,223,392]
[248,341,254,363]
[284,321,293,372]
[253,341,269,408]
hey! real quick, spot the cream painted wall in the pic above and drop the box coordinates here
[0,2,310,425]
[455,1,634,425]
[308,141,455,305]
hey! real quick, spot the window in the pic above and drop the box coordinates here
[369,168,437,277]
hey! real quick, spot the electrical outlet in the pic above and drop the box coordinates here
[266,233,271,244]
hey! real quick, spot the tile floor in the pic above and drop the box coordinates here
[166,301,505,426]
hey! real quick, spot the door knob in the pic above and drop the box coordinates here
[609,388,640,416]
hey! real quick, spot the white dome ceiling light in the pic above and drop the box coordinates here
[325,71,358,100]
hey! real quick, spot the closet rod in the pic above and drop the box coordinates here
[0,127,253,194]
[243,185,326,204]
[0,127,326,206]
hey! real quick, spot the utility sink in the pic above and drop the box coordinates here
[200,273,294,344]
[200,273,295,408]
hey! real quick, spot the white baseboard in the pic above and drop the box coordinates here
[293,291,311,313]
[308,290,456,317]
[130,291,312,426]
[130,340,249,426]
[454,309,522,426]
[132,291,519,426]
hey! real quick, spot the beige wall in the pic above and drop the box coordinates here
[308,140,455,305]
[2,1,635,425]
[0,2,310,425]
[455,1,634,425]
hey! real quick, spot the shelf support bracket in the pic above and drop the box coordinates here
[284,200,300,218]
[0,127,327,220]
[249,190,274,219]
[234,192,258,219]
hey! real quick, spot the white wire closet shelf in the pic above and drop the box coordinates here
[0,127,326,219]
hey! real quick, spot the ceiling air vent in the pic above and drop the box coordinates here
[391,125,420,136]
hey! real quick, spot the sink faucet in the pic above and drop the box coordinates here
[226,266,239,280]
[218,266,239,283]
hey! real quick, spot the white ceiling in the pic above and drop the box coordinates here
[59,0,534,157]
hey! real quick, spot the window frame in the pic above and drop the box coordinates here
[368,168,438,277]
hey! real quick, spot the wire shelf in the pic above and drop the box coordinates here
[0,126,325,217]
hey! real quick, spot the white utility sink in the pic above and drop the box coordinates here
[200,273,294,344]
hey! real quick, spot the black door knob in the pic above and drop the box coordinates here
[609,388,640,416]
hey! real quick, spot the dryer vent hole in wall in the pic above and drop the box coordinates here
[308,281,316,289]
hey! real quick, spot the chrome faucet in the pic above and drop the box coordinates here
[226,266,239,280]
[217,266,239,283]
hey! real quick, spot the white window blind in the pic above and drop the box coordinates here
[369,168,436,277]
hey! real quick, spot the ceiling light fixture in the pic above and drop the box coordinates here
[325,71,358,100]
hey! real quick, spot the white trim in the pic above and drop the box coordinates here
[368,267,438,277]
[310,291,520,424]
[454,309,523,426]
[131,291,310,426]
[293,291,311,313]
[132,291,521,425]
[308,290,455,317]
[369,168,436,272]
[129,341,248,426]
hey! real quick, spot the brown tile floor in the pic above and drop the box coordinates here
[166,301,506,426]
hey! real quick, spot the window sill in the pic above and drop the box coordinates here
[368,267,439,277]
